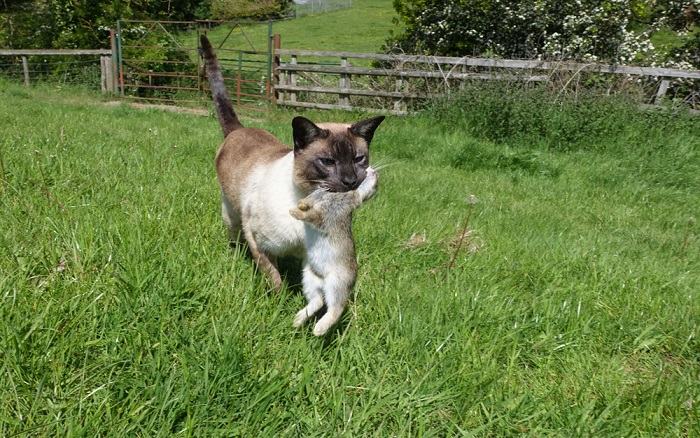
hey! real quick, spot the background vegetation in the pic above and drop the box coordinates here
[0,0,208,49]
[388,0,699,68]
[199,0,398,52]
[1,80,698,435]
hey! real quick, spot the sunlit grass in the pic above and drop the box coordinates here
[1,81,698,435]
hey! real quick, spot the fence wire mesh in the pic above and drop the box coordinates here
[116,20,274,110]
[0,56,103,88]
[293,0,352,17]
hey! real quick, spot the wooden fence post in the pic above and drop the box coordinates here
[110,29,118,94]
[105,56,114,93]
[394,61,404,112]
[289,54,297,103]
[339,56,350,107]
[654,78,670,105]
[21,56,30,86]
[100,56,107,93]
[272,33,281,105]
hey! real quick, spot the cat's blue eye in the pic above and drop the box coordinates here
[319,157,335,166]
[354,155,366,163]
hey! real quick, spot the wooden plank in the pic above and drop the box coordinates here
[277,49,700,79]
[0,49,111,56]
[278,99,405,115]
[278,63,548,81]
[274,84,429,99]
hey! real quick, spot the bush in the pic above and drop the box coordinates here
[387,0,699,66]
[425,82,697,153]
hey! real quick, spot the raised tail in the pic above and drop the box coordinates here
[200,35,243,137]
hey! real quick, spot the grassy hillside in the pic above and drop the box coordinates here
[1,82,698,435]
[200,0,399,53]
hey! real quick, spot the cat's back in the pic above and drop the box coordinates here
[216,127,289,207]
[216,128,288,179]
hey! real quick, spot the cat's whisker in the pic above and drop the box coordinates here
[370,159,400,172]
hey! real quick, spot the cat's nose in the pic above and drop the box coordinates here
[341,175,358,189]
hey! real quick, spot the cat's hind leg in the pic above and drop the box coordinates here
[241,225,282,290]
[294,265,325,328]
[313,271,354,336]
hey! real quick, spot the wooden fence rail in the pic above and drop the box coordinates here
[274,48,700,114]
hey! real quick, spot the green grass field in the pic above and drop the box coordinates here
[194,0,398,53]
[1,80,699,435]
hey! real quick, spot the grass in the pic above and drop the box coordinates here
[1,80,699,435]
[199,0,399,53]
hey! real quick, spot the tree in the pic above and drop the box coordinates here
[0,0,209,49]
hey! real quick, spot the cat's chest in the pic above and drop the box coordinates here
[242,154,305,256]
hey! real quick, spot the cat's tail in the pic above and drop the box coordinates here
[200,35,243,137]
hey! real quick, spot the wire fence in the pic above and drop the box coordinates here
[0,56,103,88]
[115,20,275,110]
[293,0,352,17]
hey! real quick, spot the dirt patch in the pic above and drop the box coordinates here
[102,101,209,116]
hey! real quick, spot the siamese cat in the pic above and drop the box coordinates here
[289,167,378,336]
[200,35,384,293]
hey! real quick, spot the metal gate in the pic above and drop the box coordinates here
[114,20,275,109]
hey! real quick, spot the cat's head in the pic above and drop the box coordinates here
[292,115,385,193]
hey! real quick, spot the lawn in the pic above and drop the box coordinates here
[0,81,698,435]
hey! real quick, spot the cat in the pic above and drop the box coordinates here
[289,167,378,336]
[200,35,385,290]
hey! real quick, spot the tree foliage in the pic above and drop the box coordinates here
[388,0,700,66]
[0,0,209,49]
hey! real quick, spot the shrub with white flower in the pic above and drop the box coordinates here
[388,0,699,67]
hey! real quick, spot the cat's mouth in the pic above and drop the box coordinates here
[321,181,360,192]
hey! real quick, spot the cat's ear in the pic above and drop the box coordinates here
[292,116,328,152]
[349,115,385,145]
